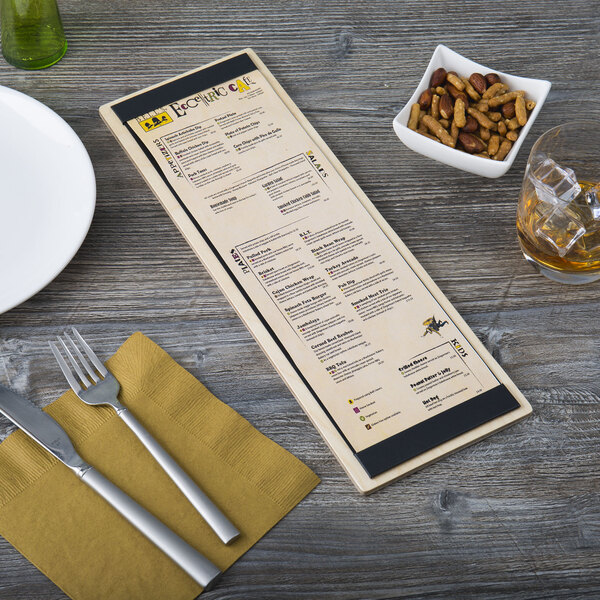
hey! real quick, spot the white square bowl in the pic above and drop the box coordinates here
[393,45,551,178]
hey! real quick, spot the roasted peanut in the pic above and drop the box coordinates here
[493,139,512,161]
[487,111,502,122]
[435,86,447,95]
[506,130,519,142]
[438,118,450,128]
[408,103,420,130]
[526,100,537,111]
[479,125,491,141]
[422,115,455,147]
[474,100,489,112]
[454,97,467,128]
[497,120,507,136]
[515,95,527,126]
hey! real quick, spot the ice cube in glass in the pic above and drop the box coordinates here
[532,156,581,206]
[535,205,586,257]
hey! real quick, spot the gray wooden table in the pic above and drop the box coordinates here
[1,1,600,598]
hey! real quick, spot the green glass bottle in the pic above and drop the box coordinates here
[1,0,67,69]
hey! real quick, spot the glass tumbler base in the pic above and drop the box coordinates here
[521,251,600,285]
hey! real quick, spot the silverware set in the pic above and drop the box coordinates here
[0,328,238,591]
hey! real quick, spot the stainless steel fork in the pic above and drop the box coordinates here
[50,328,240,545]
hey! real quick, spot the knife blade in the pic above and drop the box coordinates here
[0,384,84,468]
[0,384,222,590]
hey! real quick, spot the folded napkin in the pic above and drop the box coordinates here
[0,332,319,600]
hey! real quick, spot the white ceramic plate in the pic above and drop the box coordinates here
[0,86,95,314]
[393,45,551,178]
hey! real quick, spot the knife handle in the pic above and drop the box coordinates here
[119,408,240,545]
[79,466,221,590]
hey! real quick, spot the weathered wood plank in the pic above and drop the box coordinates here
[1,0,600,597]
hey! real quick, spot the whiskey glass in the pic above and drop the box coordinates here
[517,121,600,284]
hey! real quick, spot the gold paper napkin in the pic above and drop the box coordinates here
[0,332,319,600]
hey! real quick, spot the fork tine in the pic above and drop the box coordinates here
[49,341,82,394]
[64,333,99,383]
[71,328,108,377]
[58,336,91,388]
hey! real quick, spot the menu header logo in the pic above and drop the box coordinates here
[168,75,256,118]
[139,111,173,132]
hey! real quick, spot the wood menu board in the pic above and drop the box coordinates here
[100,49,531,494]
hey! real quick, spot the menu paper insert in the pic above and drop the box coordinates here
[102,51,528,486]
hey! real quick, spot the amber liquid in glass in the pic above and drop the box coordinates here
[517,180,600,273]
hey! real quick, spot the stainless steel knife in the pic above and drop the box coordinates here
[0,384,221,590]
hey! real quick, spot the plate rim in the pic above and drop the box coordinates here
[0,85,96,315]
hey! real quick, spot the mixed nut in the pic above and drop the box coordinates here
[407,68,536,160]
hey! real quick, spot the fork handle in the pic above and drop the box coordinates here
[79,466,221,590]
[119,408,240,545]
